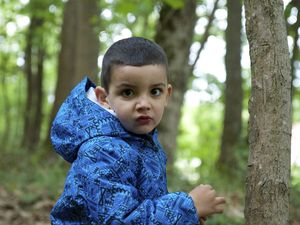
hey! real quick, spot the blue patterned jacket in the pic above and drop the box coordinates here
[50,78,199,224]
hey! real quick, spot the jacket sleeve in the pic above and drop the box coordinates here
[50,137,200,225]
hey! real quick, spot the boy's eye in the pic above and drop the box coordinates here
[151,88,162,96]
[121,89,134,97]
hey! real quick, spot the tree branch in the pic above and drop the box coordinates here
[190,0,220,73]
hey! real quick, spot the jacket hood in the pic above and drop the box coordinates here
[50,77,132,163]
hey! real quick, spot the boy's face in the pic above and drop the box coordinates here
[97,65,172,135]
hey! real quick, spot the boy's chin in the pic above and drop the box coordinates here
[128,127,155,135]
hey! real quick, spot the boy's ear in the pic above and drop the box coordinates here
[165,84,173,106]
[94,86,111,109]
[167,84,172,97]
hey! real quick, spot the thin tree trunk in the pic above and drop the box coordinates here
[217,0,243,171]
[22,16,45,150]
[244,0,292,224]
[289,0,300,100]
[46,0,100,148]
[154,0,197,170]
[0,59,11,150]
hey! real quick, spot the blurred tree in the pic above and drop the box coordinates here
[285,0,300,101]
[21,1,48,150]
[154,0,197,169]
[0,0,20,148]
[244,0,292,224]
[217,0,243,171]
[0,55,13,149]
[46,0,100,147]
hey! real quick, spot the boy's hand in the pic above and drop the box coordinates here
[189,184,226,218]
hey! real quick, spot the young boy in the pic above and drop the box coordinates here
[50,37,225,224]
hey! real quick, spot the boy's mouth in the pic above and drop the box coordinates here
[136,115,152,125]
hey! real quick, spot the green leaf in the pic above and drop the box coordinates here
[162,0,184,9]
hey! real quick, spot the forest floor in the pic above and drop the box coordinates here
[0,187,53,225]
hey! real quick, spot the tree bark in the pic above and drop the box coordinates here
[154,0,197,169]
[244,1,292,224]
[46,0,100,147]
[217,0,243,170]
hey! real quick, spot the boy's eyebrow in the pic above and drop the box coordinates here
[115,83,136,89]
[152,83,167,87]
[116,83,167,88]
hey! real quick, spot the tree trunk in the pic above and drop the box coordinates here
[217,0,243,171]
[154,0,197,169]
[22,16,45,150]
[244,1,292,224]
[46,0,100,147]
[0,57,11,150]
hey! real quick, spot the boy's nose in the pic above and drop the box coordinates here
[136,96,151,111]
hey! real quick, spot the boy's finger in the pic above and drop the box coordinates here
[213,197,226,214]
[216,196,226,204]
[214,206,224,214]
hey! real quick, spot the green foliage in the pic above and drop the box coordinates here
[205,214,244,225]
[0,147,68,201]
[162,0,185,9]
[0,0,63,150]
[293,96,300,122]
[99,0,159,51]
[292,165,300,187]
[175,99,249,224]
[290,166,300,223]
[177,102,223,171]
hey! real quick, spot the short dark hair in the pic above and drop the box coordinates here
[100,37,169,91]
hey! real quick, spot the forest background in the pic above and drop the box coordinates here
[0,0,299,224]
